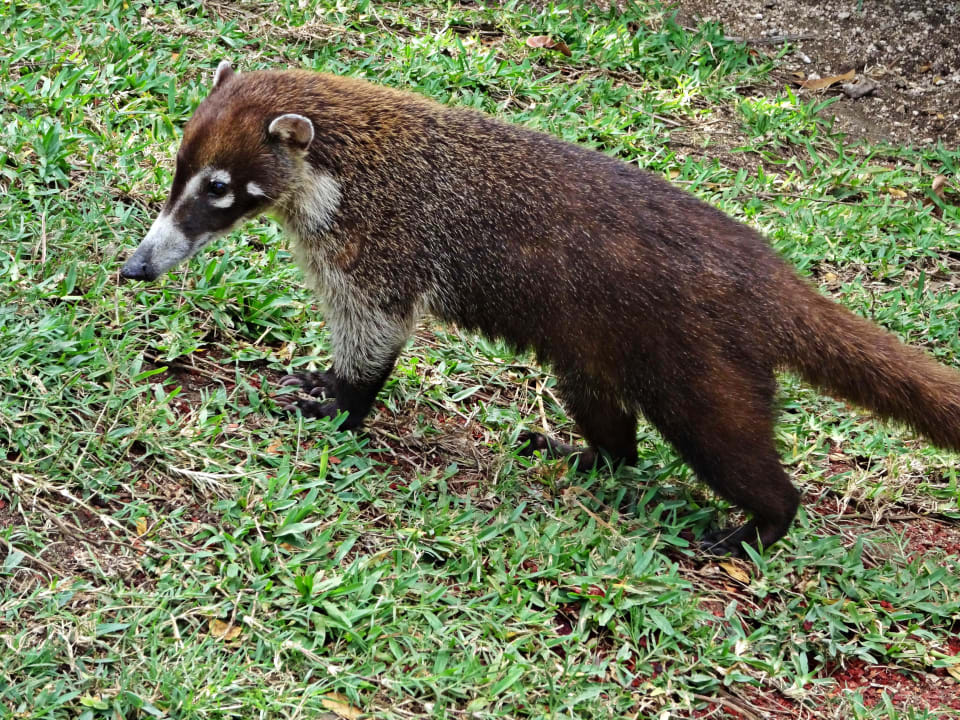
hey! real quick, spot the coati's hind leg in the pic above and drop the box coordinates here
[641,366,800,557]
[518,379,639,469]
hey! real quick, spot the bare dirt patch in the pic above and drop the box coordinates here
[826,654,960,714]
[674,0,960,147]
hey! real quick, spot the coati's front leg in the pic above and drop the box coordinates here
[278,365,395,430]
[278,297,414,430]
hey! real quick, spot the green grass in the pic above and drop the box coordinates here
[3,1,960,718]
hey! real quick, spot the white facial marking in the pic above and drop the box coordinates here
[210,169,231,185]
[247,182,265,197]
[210,192,235,209]
[182,171,206,203]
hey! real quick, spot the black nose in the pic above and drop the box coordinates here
[120,261,145,280]
[120,253,156,281]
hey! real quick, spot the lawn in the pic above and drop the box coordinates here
[2,1,960,718]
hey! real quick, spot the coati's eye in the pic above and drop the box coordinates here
[207,180,229,197]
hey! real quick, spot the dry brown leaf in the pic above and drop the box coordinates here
[887,187,908,199]
[525,35,551,48]
[265,438,282,454]
[800,69,855,90]
[667,168,681,180]
[719,561,750,584]
[947,665,960,682]
[932,174,948,201]
[135,517,148,536]
[209,619,242,641]
[525,35,572,57]
[321,693,363,720]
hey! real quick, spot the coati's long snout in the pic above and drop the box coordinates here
[119,60,960,558]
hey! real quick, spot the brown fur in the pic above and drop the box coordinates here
[123,66,960,556]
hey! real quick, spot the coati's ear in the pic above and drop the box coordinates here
[212,60,235,89]
[268,113,315,150]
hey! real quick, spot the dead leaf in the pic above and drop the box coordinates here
[887,187,908,199]
[947,665,960,682]
[209,619,242,641]
[918,62,932,73]
[265,438,282,454]
[932,174,949,201]
[525,35,572,57]
[321,693,363,720]
[667,168,681,180]
[800,69,855,91]
[719,561,750,584]
[135,517,148,536]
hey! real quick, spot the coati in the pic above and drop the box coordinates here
[121,61,960,556]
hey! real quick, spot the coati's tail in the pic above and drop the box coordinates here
[780,279,960,451]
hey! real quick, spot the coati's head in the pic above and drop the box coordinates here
[120,61,320,281]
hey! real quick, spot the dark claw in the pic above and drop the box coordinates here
[279,370,336,396]
[281,398,340,420]
[516,430,552,457]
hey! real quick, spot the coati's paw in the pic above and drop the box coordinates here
[700,526,751,559]
[516,431,606,470]
[516,430,554,457]
[279,371,337,398]
[278,397,341,420]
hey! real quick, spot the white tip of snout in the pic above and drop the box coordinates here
[142,213,193,274]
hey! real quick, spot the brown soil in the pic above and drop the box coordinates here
[673,0,960,147]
